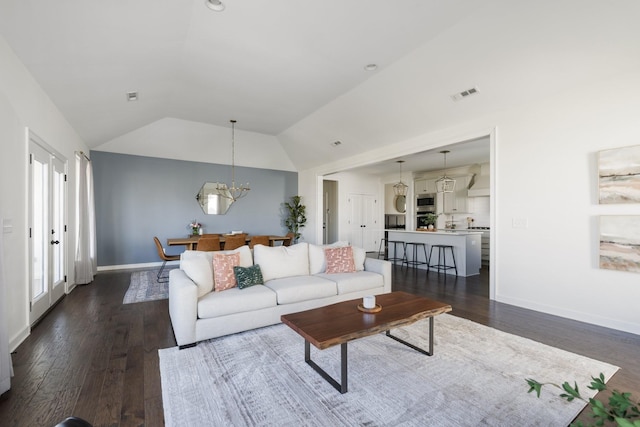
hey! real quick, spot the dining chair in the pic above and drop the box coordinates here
[154,237,180,283]
[249,235,270,248]
[283,232,295,246]
[201,233,221,238]
[223,234,247,250]
[196,236,221,251]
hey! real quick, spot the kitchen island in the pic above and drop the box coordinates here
[386,229,482,276]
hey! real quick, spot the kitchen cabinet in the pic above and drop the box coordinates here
[442,176,471,213]
[415,178,437,194]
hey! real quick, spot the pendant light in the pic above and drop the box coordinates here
[393,160,408,196]
[204,0,225,11]
[436,150,456,193]
[217,120,250,201]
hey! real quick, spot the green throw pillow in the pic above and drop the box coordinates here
[233,264,264,289]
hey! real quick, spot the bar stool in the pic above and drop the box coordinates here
[378,238,405,264]
[428,244,458,276]
[403,242,429,268]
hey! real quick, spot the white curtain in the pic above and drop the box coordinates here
[74,154,97,284]
[0,217,13,394]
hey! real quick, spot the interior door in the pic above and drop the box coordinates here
[29,138,66,324]
[348,194,379,251]
[360,195,379,251]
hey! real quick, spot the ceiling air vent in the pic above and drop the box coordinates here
[126,91,139,102]
[451,86,479,102]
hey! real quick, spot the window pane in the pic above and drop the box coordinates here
[32,159,48,299]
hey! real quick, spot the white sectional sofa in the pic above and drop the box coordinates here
[168,242,392,348]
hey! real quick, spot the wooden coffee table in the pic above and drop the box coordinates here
[280,291,452,393]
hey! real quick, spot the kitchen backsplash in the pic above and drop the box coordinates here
[441,196,490,229]
[465,196,490,227]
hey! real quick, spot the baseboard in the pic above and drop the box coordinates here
[10,325,30,353]
[97,260,180,272]
[496,294,640,336]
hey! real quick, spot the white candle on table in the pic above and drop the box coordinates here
[363,295,375,309]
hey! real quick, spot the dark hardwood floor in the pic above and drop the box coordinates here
[1,264,638,426]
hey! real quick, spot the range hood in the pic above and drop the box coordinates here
[467,175,490,197]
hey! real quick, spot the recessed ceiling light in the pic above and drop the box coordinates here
[126,91,138,102]
[205,0,225,11]
[364,64,378,71]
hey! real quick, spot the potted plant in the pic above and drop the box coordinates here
[424,213,439,230]
[284,195,307,243]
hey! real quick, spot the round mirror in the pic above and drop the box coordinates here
[394,195,406,213]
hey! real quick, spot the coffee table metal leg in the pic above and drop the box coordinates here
[385,316,435,356]
[305,340,348,394]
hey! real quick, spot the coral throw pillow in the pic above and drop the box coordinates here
[324,246,356,274]
[213,252,240,291]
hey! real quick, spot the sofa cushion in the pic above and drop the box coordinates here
[179,246,253,294]
[325,246,356,274]
[213,252,240,291]
[352,246,366,272]
[253,243,310,282]
[264,275,337,304]
[316,271,384,295]
[198,285,277,319]
[181,256,214,297]
[234,264,264,289]
[309,242,366,274]
[181,245,253,269]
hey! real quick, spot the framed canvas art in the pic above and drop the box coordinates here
[598,144,640,204]
[599,215,640,273]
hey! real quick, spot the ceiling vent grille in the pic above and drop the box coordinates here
[451,86,479,102]
[126,91,139,102]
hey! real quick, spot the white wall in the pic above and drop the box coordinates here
[0,36,89,350]
[94,117,297,172]
[299,72,640,336]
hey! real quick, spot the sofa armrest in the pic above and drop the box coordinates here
[169,268,199,347]
[364,257,392,293]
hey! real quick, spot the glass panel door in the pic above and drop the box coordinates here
[29,137,66,324]
[51,156,66,302]
[30,144,49,307]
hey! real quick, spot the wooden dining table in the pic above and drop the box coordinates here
[167,235,291,251]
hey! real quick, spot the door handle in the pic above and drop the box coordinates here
[50,240,60,245]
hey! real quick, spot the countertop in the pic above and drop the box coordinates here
[386,229,483,236]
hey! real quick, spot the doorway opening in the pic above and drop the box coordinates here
[316,128,496,300]
[322,180,338,244]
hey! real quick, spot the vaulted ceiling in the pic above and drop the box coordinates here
[1,0,639,173]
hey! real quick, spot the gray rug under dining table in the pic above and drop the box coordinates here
[123,268,175,304]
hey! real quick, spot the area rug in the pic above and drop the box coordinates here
[159,314,618,427]
[123,268,175,304]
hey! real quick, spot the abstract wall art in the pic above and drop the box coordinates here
[598,144,640,204]
[599,215,640,273]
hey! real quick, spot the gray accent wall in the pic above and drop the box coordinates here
[92,151,297,267]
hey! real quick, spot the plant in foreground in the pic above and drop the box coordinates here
[526,373,640,427]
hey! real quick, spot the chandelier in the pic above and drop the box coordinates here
[393,160,408,196]
[217,120,250,201]
[435,150,456,193]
